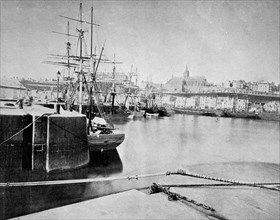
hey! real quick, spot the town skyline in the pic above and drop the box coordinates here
[0,1,279,84]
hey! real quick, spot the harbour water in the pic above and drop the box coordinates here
[1,114,279,219]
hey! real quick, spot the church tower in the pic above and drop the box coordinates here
[183,64,189,80]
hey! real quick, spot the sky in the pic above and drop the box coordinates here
[0,0,279,84]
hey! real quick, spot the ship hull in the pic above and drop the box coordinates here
[0,106,89,180]
[258,112,280,121]
[172,107,217,117]
[88,133,125,151]
[223,111,261,119]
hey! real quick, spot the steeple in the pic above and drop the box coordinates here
[183,64,189,79]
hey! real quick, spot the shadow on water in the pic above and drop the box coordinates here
[88,149,123,175]
[1,149,123,219]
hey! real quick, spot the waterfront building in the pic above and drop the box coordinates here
[232,80,246,89]
[174,97,185,108]
[216,97,234,111]
[235,99,248,112]
[198,96,217,110]
[164,65,207,93]
[164,76,184,92]
[207,96,217,109]
[0,77,27,99]
[185,96,196,108]
[183,66,207,93]
[256,80,271,93]
[161,95,173,106]
[96,71,128,83]
[263,101,280,113]
[199,96,206,109]
[251,83,259,92]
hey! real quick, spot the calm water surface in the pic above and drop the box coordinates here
[117,114,279,175]
[1,114,279,219]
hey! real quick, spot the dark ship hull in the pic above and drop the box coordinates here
[0,105,90,182]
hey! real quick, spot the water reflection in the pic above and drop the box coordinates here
[88,150,123,176]
[1,150,123,219]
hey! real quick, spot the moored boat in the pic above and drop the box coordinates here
[223,110,261,119]
[258,112,280,121]
[87,117,125,151]
[172,107,217,117]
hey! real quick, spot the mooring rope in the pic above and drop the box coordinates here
[0,172,167,187]
[150,182,229,220]
[1,170,279,191]
[169,169,280,192]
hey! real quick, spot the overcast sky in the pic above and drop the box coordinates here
[0,0,279,84]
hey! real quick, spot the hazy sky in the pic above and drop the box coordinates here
[0,0,279,84]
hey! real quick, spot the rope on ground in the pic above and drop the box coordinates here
[149,182,229,220]
[0,113,50,146]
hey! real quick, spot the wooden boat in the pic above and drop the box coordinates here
[130,110,145,119]
[157,106,169,117]
[143,108,159,118]
[87,117,125,151]
[258,112,280,121]
[223,110,261,119]
[88,132,125,152]
[172,107,217,117]
[0,101,89,177]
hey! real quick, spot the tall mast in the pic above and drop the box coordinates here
[90,7,93,58]
[111,54,116,114]
[67,21,70,79]
[78,2,83,113]
[88,6,94,134]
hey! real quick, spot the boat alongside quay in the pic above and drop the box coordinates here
[172,107,217,117]
[87,116,125,151]
[258,112,280,121]
[222,110,261,120]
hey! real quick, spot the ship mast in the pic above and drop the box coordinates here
[67,21,71,78]
[78,2,84,113]
[88,6,95,133]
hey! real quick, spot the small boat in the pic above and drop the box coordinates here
[87,117,125,151]
[130,109,145,119]
[223,110,261,119]
[257,112,280,121]
[172,107,222,117]
[143,108,159,118]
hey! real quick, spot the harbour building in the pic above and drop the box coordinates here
[0,77,27,100]
[163,65,207,93]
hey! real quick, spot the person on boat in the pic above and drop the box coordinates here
[16,98,24,109]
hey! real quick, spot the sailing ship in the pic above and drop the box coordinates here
[47,3,125,152]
